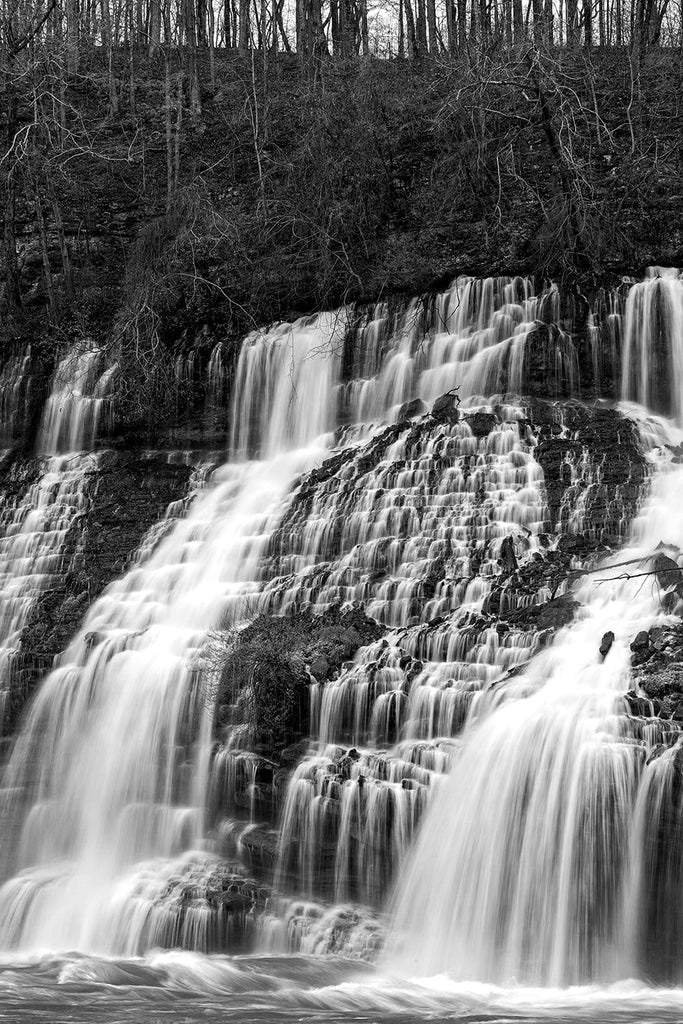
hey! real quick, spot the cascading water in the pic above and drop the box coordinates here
[621,268,683,419]
[37,344,117,456]
[0,271,682,1022]
[388,269,683,986]
[0,345,117,729]
[0,311,346,953]
[0,456,96,726]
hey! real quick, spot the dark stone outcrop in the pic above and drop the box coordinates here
[431,391,460,424]
[212,606,385,758]
[465,411,498,437]
[631,630,651,652]
[653,553,683,593]
[631,625,683,719]
[397,398,428,423]
[526,400,648,537]
[151,860,271,954]
[600,631,615,657]
[238,826,280,876]
[507,594,580,632]
[519,324,581,400]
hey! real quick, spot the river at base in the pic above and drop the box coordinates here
[0,952,682,1024]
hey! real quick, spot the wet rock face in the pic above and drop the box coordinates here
[431,392,460,424]
[526,400,648,539]
[652,553,683,595]
[397,398,428,423]
[631,624,683,718]
[212,608,384,740]
[520,324,581,399]
[135,858,271,955]
[464,411,498,437]
[600,631,615,657]
[507,594,580,632]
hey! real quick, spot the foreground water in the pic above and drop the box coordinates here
[2,952,683,1024]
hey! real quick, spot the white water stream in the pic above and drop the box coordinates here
[0,313,346,953]
[389,433,683,985]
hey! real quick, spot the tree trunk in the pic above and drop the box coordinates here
[566,0,578,44]
[149,0,161,52]
[426,0,438,51]
[470,0,480,41]
[108,45,119,114]
[184,0,202,115]
[504,0,512,42]
[139,0,146,43]
[532,0,543,44]
[174,70,184,184]
[208,0,216,86]
[544,0,554,42]
[444,0,455,50]
[3,166,22,311]
[584,0,593,43]
[330,0,340,52]
[164,54,174,208]
[66,0,79,71]
[32,176,58,321]
[359,0,369,54]
[274,0,291,50]
[223,0,231,44]
[197,0,208,43]
[337,0,350,55]
[311,0,328,59]
[416,0,428,50]
[513,0,523,40]
[404,0,419,55]
[128,0,137,113]
[238,0,250,52]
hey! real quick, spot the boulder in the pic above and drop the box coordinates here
[599,631,615,657]
[431,391,460,424]
[630,630,650,652]
[500,536,517,572]
[397,398,428,423]
[653,553,682,591]
[465,411,498,437]
[309,654,329,681]
[507,594,579,632]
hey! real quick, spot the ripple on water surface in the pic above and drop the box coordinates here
[0,953,682,1024]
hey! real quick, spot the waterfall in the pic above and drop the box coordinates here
[387,271,683,985]
[37,345,117,456]
[0,270,681,983]
[0,312,344,953]
[621,268,683,419]
[0,455,97,726]
[0,343,124,730]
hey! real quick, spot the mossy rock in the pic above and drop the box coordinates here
[212,606,384,759]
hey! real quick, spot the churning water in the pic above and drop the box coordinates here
[0,271,683,1022]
